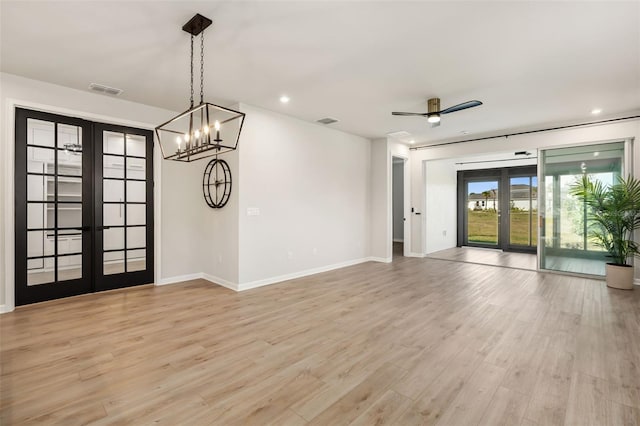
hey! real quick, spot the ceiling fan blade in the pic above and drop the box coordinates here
[440,100,483,115]
[391,112,428,116]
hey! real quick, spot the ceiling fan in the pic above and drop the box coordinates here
[392,98,483,127]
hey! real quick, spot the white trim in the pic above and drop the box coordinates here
[406,252,426,258]
[201,273,238,291]
[3,102,16,313]
[156,272,237,290]
[237,257,374,291]
[368,256,393,263]
[634,278,640,287]
[0,304,14,314]
[393,238,404,243]
[155,273,203,286]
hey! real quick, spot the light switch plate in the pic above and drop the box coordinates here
[247,207,260,216]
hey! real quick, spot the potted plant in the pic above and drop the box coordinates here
[570,174,640,290]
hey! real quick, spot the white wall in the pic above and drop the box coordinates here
[392,160,404,241]
[201,148,239,287]
[424,159,458,254]
[0,72,209,311]
[370,139,390,260]
[236,104,371,288]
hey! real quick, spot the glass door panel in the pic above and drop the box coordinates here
[539,142,625,275]
[509,176,537,248]
[15,109,92,305]
[466,180,500,246]
[95,124,153,291]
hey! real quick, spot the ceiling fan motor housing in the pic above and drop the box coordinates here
[427,98,440,114]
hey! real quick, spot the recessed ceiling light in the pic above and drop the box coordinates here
[591,108,602,115]
[279,95,290,104]
[594,151,600,157]
[409,140,415,144]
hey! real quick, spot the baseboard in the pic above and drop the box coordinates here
[393,238,404,243]
[201,273,238,291]
[406,252,426,258]
[368,256,393,263]
[152,256,398,293]
[155,273,205,286]
[0,304,14,314]
[634,278,640,287]
[237,257,372,291]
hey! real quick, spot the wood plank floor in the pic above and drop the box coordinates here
[2,256,639,425]
[427,246,537,271]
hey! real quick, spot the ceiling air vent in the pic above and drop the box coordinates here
[88,83,123,96]
[316,117,338,125]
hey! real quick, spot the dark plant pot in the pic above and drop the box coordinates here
[605,263,634,290]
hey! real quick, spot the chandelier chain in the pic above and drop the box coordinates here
[200,31,204,104]
[190,34,194,108]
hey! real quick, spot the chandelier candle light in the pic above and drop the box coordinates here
[156,14,245,162]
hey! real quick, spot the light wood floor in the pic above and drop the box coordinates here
[427,246,537,271]
[2,257,639,425]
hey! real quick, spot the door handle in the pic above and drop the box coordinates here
[96,226,112,231]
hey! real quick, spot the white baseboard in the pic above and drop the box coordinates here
[237,257,372,291]
[201,273,238,291]
[156,259,376,293]
[634,278,640,287]
[0,304,14,314]
[368,256,393,263]
[155,273,205,286]
[406,252,426,258]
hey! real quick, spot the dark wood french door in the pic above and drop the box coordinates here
[15,108,154,306]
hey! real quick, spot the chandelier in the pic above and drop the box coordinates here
[155,14,245,162]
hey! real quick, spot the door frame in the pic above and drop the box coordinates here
[4,99,161,311]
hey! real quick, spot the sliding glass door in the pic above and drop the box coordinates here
[458,166,537,252]
[539,141,626,275]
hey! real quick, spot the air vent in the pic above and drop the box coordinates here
[88,83,123,96]
[316,117,338,125]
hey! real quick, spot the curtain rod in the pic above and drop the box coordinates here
[410,115,640,151]
[455,156,537,165]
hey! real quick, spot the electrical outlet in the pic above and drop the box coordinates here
[247,207,260,216]
[287,251,293,260]
[442,230,447,236]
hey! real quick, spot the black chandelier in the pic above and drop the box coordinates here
[155,14,245,162]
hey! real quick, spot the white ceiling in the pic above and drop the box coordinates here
[2,1,639,146]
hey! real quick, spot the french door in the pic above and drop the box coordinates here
[15,108,154,306]
[457,166,537,252]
